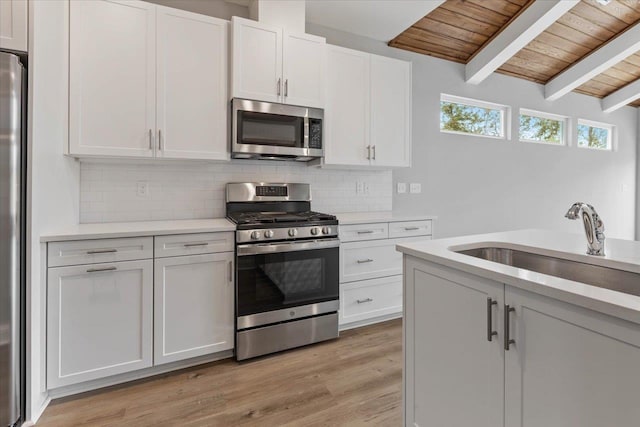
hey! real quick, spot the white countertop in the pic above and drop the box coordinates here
[336,211,437,225]
[397,229,640,324]
[40,219,236,242]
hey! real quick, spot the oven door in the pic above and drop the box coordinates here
[236,239,339,328]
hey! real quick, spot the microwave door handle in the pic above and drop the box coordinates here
[303,116,310,148]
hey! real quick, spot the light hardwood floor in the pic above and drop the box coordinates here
[38,319,402,426]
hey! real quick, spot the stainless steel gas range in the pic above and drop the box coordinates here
[226,183,339,360]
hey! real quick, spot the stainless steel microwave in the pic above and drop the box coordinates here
[231,98,324,162]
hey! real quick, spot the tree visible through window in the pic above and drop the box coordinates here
[577,121,612,150]
[440,96,506,138]
[519,110,565,145]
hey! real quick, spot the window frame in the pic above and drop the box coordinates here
[439,94,510,140]
[576,118,614,151]
[518,108,569,147]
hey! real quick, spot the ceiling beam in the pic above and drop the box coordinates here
[601,78,640,113]
[465,0,578,85]
[545,23,640,101]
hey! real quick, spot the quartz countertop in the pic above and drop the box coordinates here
[335,211,437,225]
[40,218,236,242]
[397,229,640,324]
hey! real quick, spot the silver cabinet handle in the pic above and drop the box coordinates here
[148,129,153,150]
[404,227,419,231]
[356,298,373,304]
[86,248,117,254]
[87,266,117,273]
[277,78,281,96]
[357,258,374,264]
[228,260,233,283]
[366,145,371,160]
[504,305,516,350]
[372,145,376,160]
[487,298,498,342]
[183,242,208,247]
[357,230,374,234]
[158,129,162,151]
[284,79,288,97]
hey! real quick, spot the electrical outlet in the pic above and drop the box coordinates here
[363,182,370,195]
[356,181,364,195]
[137,181,149,198]
[410,183,421,194]
[397,183,407,194]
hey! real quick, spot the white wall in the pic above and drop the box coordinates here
[27,0,80,422]
[80,161,392,223]
[308,23,638,240]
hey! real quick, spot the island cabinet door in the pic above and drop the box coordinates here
[154,253,234,365]
[404,258,504,427]
[504,286,640,427]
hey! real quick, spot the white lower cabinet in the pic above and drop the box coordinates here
[47,260,153,388]
[154,252,234,365]
[405,257,640,427]
[340,276,402,325]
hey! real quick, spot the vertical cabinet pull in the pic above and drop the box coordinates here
[158,129,162,151]
[277,78,281,96]
[148,129,153,150]
[366,145,371,160]
[228,260,233,283]
[487,298,498,342]
[372,145,376,160]
[284,79,289,97]
[504,304,516,350]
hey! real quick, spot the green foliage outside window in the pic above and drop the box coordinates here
[519,114,563,144]
[440,101,503,137]
[577,124,610,149]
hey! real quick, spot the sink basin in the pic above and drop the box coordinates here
[456,247,640,297]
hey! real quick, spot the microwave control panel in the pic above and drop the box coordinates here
[309,119,323,149]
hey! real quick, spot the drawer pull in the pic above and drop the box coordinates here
[357,230,374,234]
[357,258,374,264]
[404,227,420,231]
[356,298,373,304]
[86,266,117,273]
[86,248,117,255]
[184,242,209,247]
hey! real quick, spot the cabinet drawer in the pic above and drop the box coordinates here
[389,220,432,238]
[154,232,234,258]
[339,223,388,242]
[340,276,402,325]
[48,237,153,267]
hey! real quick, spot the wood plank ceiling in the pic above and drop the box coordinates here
[389,0,640,108]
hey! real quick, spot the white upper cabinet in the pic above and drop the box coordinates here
[231,17,283,103]
[324,45,370,166]
[370,55,412,168]
[69,0,156,158]
[231,16,325,108]
[0,0,28,52]
[324,45,412,168]
[156,7,229,160]
[69,0,229,160]
[282,31,325,108]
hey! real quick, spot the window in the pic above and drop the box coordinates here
[577,119,613,150]
[519,109,567,145]
[440,94,508,139]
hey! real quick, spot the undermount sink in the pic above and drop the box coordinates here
[456,247,640,297]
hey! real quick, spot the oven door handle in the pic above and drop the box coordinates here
[237,238,340,256]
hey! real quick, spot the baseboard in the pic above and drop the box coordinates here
[47,350,233,400]
[339,312,402,331]
[23,394,50,426]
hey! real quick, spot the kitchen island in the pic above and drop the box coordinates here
[397,229,640,427]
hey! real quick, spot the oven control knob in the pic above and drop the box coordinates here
[288,228,298,237]
[264,230,274,238]
[250,231,261,240]
[322,226,331,235]
[310,227,319,236]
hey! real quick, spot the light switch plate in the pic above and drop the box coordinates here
[397,183,407,193]
[410,183,421,194]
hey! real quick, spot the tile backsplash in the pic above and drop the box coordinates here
[80,161,393,223]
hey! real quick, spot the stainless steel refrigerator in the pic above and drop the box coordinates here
[0,51,25,427]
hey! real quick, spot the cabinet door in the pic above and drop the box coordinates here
[370,55,411,167]
[156,8,229,160]
[282,31,325,108]
[0,0,27,52]
[404,259,504,427]
[231,16,282,103]
[324,46,370,166]
[47,260,153,388]
[340,275,402,326]
[505,286,640,427]
[154,253,234,365]
[69,0,155,157]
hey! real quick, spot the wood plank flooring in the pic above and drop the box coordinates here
[37,319,403,427]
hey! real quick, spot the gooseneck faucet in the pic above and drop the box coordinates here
[565,202,605,256]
